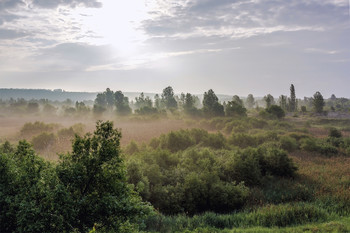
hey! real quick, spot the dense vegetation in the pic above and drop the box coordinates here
[0,121,151,232]
[1,85,350,232]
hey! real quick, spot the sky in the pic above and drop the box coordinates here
[0,0,349,98]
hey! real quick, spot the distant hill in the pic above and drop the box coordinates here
[0,89,98,102]
[0,88,238,102]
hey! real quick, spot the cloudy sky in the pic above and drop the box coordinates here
[0,0,349,97]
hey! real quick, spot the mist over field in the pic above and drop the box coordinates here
[1,0,350,232]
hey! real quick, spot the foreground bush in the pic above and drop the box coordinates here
[0,121,150,233]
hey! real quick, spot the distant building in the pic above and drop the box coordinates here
[53,89,64,92]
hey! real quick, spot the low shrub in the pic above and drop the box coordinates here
[223,149,262,186]
[125,140,140,155]
[300,138,318,152]
[244,203,328,227]
[258,147,297,177]
[260,178,314,204]
[329,127,342,138]
[57,127,75,140]
[159,131,195,152]
[229,133,257,148]
[20,121,56,136]
[142,203,329,232]
[31,132,56,150]
[300,138,339,156]
[279,136,299,152]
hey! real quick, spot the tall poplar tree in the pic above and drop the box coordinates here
[289,84,297,112]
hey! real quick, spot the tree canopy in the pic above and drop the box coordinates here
[203,89,224,117]
[313,91,325,114]
[161,86,178,109]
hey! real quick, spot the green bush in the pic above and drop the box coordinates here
[125,140,140,155]
[300,137,339,156]
[259,106,285,120]
[318,143,338,156]
[160,130,195,152]
[258,147,297,177]
[329,127,342,138]
[266,105,285,119]
[245,203,328,227]
[287,132,310,142]
[255,131,278,145]
[20,121,56,136]
[149,138,160,149]
[189,128,209,144]
[206,132,226,149]
[300,138,319,152]
[0,141,14,154]
[248,118,268,129]
[135,106,158,115]
[57,127,75,140]
[223,149,262,186]
[31,132,56,150]
[229,133,257,148]
[260,178,314,204]
[279,136,299,152]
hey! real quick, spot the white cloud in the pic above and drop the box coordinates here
[30,0,102,9]
[305,48,339,55]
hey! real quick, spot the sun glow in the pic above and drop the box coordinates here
[73,0,152,57]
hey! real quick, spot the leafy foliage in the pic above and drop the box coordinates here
[203,89,224,117]
[125,129,298,215]
[313,91,325,113]
[0,121,150,232]
[161,86,178,109]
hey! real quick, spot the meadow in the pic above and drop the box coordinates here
[1,88,350,232]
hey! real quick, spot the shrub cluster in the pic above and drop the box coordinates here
[20,121,57,137]
[126,144,297,215]
[149,128,227,152]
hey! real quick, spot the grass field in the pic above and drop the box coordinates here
[1,113,350,232]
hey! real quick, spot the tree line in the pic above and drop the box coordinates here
[92,84,327,118]
[0,84,336,117]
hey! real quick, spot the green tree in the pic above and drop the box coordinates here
[312,91,325,113]
[225,96,247,117]
[154,94,161,109]
[246,94,255,109]
[279,95,288,111]
[93,93,107,115]
[264,94,275,108]
[180,93,199,115]
[43,103,57,115]
[135,92,153,110]
[161,86,178,109]
[57,121,150,232]
[266,105,285,119]
[289,84,297,112]
[203,89,224,117]
[115,91,132,115]
[330,94,336,101]
[27,102,39,113]
[75,101,90,114]
[104,88,115,110]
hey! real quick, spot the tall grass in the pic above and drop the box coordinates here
[142,203,329,232]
